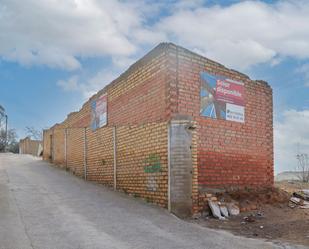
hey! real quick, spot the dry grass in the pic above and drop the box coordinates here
[275,180,309,194]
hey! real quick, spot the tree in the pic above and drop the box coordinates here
[0,114,5,128]
[296,153,309,182]
[0,128,19,153]
[25,126,42,140]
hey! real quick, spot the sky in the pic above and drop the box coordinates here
[0,0,308,174]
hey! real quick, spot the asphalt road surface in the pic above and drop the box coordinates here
[0,153,304,249]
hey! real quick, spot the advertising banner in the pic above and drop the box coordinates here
[91,93,107,130]
[200,72,245,123]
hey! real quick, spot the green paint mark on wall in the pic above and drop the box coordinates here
[144,154,161,173]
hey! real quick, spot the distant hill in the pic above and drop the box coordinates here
[275,171,308,181]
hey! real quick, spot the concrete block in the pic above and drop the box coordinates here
[208,201,225,220]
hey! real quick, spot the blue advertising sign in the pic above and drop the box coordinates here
[200,72,245,123]
[91,93,107,130]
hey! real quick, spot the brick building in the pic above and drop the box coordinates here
[43,43,273,217]
[20,137,43,156]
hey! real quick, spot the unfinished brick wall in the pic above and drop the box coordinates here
[107,50,169,125]
[19,137,42,156]
[43,44,171,207]
[43,43,273,216]
[43,123,168,207]
[165,44,273,213]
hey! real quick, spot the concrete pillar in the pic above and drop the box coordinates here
[168,116,195,218]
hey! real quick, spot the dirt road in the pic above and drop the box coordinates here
[0,153,304,249]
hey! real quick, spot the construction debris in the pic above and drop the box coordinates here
[208,201,225,220]
[200,183,309,247]
[243,215,255,223]
[219,204,229,218]
[289,196,309,209]
[290,196,302,204]
[207,187,304,219]
[208,199,240,219]
[227,202,240,216]
[303,189,309,195]
[293,189,309,201]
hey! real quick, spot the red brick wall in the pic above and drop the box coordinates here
[43,44,170,207]
[107,50,169,125]
[43,43,169,129]
[43,123,168,207]
[166,45,273,193]
[43,43,273,214]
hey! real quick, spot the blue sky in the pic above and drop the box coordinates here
[0,0,308,173]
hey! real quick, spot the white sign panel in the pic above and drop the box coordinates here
[226,103,244,123]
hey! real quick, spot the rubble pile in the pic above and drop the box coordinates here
[208,200,240,220]
[199,183,309,246]
[289,189,309,209]
[206,187,291,219]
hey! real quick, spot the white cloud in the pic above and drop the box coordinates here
[297,63,309,87]
[165,0,206,12]
[3,0,309,176]
[275,109,309,173]
[111,56,136,70]
[132,29,166,45]
[2,0,309,99]
[57,75,79,91]
[156,0,309,70]
[0,0,151,70]
[57,69,119,98]
[2,0,309,72]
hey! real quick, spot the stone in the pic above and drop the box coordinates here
[219,205,229,218]
[301,189,309,200]
[293,191,309,201]
[290,196,301,204]
[243,215,255,222]
[303,189,309,195]
[208,201,225,220]
[227,202,240,216]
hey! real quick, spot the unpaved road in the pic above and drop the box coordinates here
[0,153,305,249]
